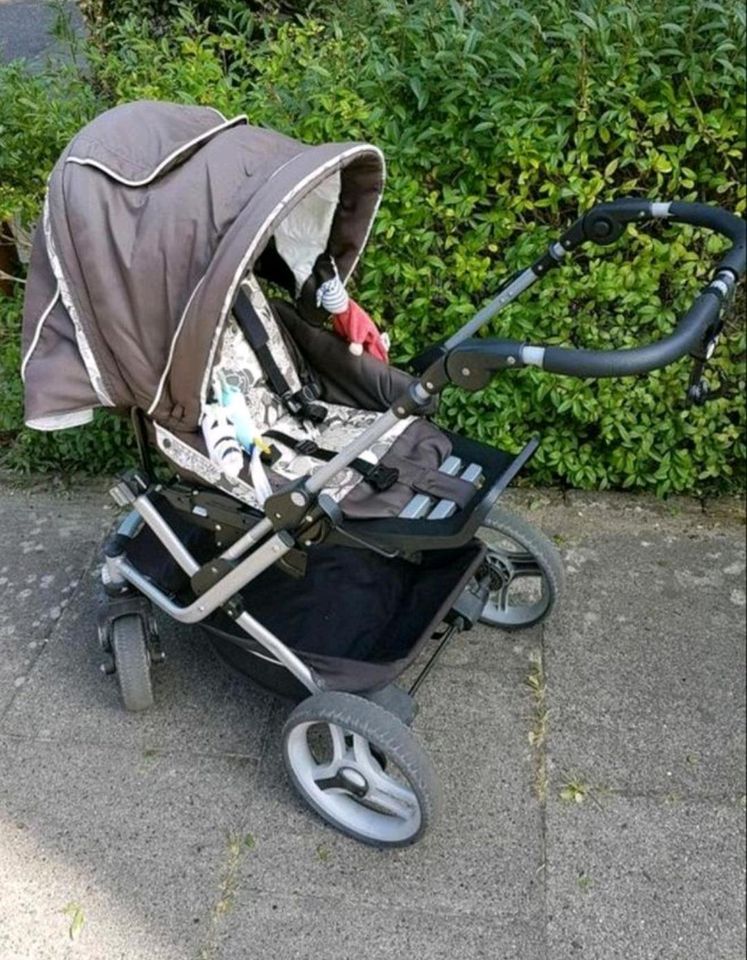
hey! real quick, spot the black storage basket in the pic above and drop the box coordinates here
[124,504,485,699]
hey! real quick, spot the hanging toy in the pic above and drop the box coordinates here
[217,376,273,456]
[215,375,273,504]
[201,403,244,478]
[217,377,259,452]
[317,266,390,363]
[249,446,273,505]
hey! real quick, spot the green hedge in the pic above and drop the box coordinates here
[1,0,745,492]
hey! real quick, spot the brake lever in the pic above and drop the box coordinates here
[686,322,723,406]
[687,363,711,405]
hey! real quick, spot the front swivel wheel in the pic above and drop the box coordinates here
[110,614,154,712]
[282,692,439,847]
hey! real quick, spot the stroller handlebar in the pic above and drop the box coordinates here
[442,282,720,389]
[669,201,746,275]
[410,199,744,395]
[561,198,747,280]
[540,287,722,378]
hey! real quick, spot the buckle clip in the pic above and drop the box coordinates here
[295,439,319,457]
[260,443,282,466]
[283,387,327,424]
[282,391,304,417]
[365,464,399,492]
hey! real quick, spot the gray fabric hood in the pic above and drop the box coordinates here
[21,100,385,432]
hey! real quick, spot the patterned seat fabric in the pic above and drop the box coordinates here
[154,272,444,518]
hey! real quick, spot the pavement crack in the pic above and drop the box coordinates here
[526,627,550,960]
[197,830,252,960]
[194,708,279,960]
[526,646,548,805]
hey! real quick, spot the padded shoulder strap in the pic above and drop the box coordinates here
[233,288,326,424]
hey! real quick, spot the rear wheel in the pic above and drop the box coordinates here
[111,614,154,712]
[478,504,564,629]
[282,692,439,847]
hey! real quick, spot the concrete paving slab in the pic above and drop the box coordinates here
[1,575,274,759]
[545,527,746,797]
[0,734,257,960]
[545,793,746,960]
[231,664,544,922]
[0,482,744,959]
[407,621,540,688]
[215,891,545,960]
[0,491,110,716]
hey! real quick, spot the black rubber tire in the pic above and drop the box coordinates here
[111,614,154,712]
[282,691,440,847]
[479,503,565,630]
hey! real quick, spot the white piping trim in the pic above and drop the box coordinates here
[65,115,247,187]
[43,198,115,406]
[26,409,94,431]
[205,106,228,121]
[20,282,60,383]
[148,275,207,415]
[266,151,305,185]
[200,145,386,410]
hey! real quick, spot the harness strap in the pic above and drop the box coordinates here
[264,430,475,507]
[233,290,326,424]
[376,452,476,508]
[264,430,400,493]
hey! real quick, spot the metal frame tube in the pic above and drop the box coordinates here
[305,409,401,494]
[118,494,321,693]
[114,530,291,623]
[444,267,539,349]
[113,556,319,692]
[221,517,273,562]
[117,510,145,540]
[134,495,200,575]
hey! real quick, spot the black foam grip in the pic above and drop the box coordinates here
[669,202,746,278]
[541,291,722,378]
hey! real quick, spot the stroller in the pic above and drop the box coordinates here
[21,101,745,846]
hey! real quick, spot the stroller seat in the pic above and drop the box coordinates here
[153,273,488,525]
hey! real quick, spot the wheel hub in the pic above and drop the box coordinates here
[338,767,368,796]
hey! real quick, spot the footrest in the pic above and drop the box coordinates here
[339,431,540,553]
[398,456,484,520]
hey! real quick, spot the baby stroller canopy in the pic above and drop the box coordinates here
[21,100,385,432]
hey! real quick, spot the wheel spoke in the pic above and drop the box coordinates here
[508,553,543,578]
[489,548,542,580]
[328,723,348,763]
[314,774,347,791]
[311,723,349,783]
[495,582,511,611]
[352,734,383,778]
[351,735,418,818]
[365,785,415,819]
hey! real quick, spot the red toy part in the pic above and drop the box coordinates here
[331,299,389,363]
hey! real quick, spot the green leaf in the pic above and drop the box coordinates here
[62,902,85,941]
